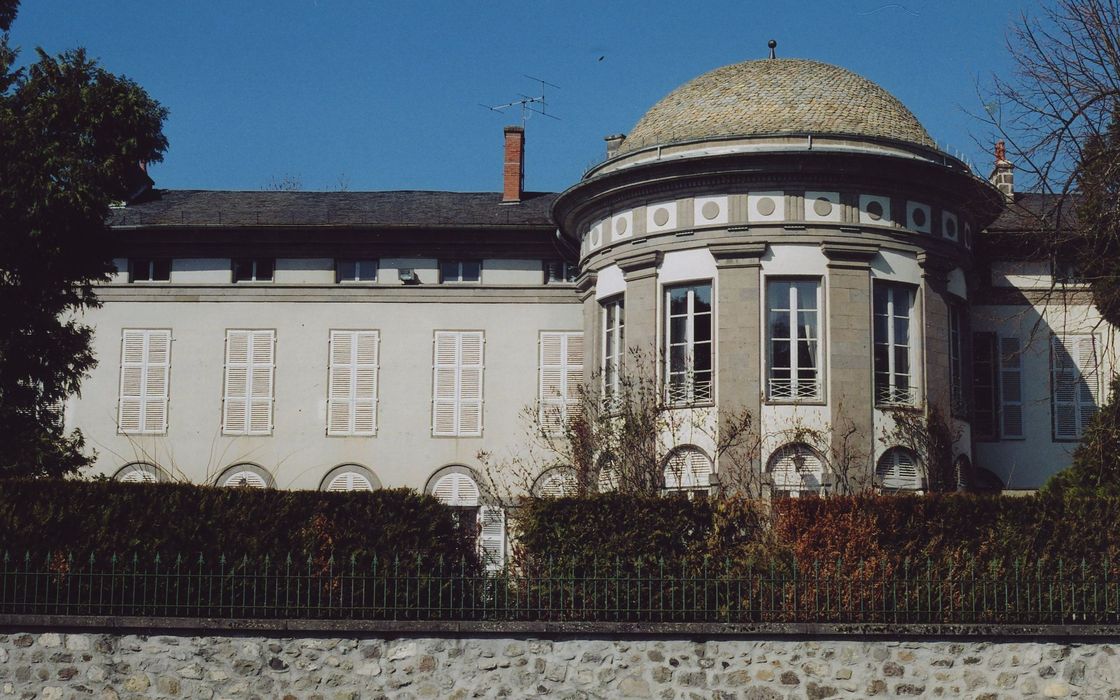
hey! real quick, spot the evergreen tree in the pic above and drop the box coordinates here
[0,1,167,476]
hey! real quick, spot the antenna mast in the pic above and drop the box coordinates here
[481,75,561,127]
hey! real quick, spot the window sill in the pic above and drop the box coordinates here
[765,398,827,407]
[664,401,716,410]
[875,402,922,411]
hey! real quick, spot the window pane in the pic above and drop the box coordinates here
[895,347,910,374]
[462,261,481,281]
[795,281,817,310]
[694,344,712,372]
[337,260,357,281]
[797,312,817,339]
[873,285,888,314]
[358,260,377,280]
[769,281,791,310]
[440,261,458,281]
[670,345,688,373]
[894,318,910,346]
[669,317,687,344]
[772,341,791,369]
[233,259,253,281]
[256,258,274,281]
[874,314,888,343]
[770,312,790,339]
[668,288,689,315]
[694,315,711,343]
[797,340,816,369]
[152,259,171,281]
[693,285,712,313]
[874,345,889,373]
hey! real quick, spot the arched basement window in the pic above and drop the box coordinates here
[767,443,825,498]
[876,448,923,492]
[664,446,713,492]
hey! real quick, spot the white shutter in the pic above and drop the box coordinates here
[478,506,506,571]
[458,332,484,436]
[768,444,824,495]
[326,471,373,492]
[222,470,267,488]
[1075,335,1100,431]
[118,329,171,434]
[328,330,379,436]
[999,337,1024,439]
[431,472,480,506]
[664,447,713,489]
[876,449,921,491]
[120,468,158,484]
[223,330,274,435]
[1052,337,1079,439]
[537,468,577,497]
[539,332,584,434]
[433,332,483,437]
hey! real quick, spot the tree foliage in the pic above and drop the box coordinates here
[986,1,1120,322]
[1045,377,1120,496]
[0,2,168,476]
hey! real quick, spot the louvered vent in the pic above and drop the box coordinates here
[767,443,824,495]
[536,469,578,498]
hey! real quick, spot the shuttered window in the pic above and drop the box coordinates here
[478,506,506,571]
[539,332,584,433]
[327,330,379,436]
[1000,337,1025,439]
[325,471,374,492]
[664,446,713,491]
[535,468,578,497]
[432,331,484,436]
[876,448,922,491]
[222,330,275,435]
[767,443,825,497]
[431,472,481,507]
[118,329,171,434]
[222,469,268,488]
[1051,335,1099,440]
[971,332,999,440]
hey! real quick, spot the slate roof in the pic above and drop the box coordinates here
[109,190,558,229]
[620,59,936,154]
[986,193,1077,232]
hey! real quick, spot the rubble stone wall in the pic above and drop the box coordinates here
[0,631,1117,699]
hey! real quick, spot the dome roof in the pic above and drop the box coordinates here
[618,58,935,154]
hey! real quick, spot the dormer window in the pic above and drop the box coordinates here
[336,259,378,283]
[130,258,171,283]
[440,260,481,283]
[232,258,274,283]
[545,261,577,284]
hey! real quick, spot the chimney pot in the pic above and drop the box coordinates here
[502,125,525,204]
[604,133,627,159]
[989,140,1014,201]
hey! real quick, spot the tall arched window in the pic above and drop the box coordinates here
[767,443,825,498]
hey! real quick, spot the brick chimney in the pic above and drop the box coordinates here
[989,140,1014,200]
[502,125,524,204]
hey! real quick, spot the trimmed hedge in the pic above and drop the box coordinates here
[0,479,476,563]
[515,493,1120,571]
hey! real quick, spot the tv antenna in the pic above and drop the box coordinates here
[481,75,560,126]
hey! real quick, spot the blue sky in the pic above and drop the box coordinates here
[11,1,1038,193]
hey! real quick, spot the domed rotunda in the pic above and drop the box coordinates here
[553,55,1004,496]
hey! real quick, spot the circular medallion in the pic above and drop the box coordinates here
[813,197,833,217]
[615,217,628,235]
[756,197,776,217]
[701,201,720,221]
[653,207,670,227]
[866,200,884,221]
[912,207,926,228]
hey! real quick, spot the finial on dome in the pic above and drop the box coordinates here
[768,39,777,59]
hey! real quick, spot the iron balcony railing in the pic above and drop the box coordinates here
[1,551,1117,626]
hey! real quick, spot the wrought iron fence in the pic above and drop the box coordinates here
[1,551,1117,625]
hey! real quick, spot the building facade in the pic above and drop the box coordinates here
[70,57,1114,517]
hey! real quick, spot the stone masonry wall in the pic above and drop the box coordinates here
[0,631,1117,699]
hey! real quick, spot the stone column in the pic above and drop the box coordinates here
[616,250,662,381]
[918,251,953,418]
[710,242,766,495]
[577,272,599,387]
[822,242,879,493]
